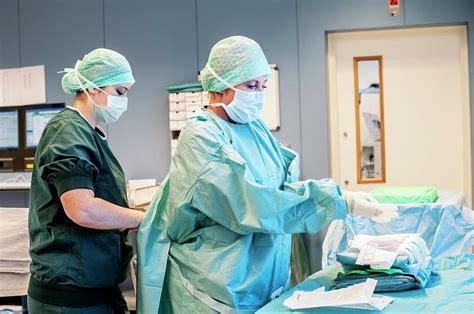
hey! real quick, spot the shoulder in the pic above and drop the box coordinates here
[36,109,98,161]
[179,112,230,152]
[42,109,94,141]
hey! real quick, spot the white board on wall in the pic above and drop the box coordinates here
[261,64,280,131]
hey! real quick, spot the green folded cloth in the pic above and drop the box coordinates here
[166,82,203,93]
[370,187,438,204]
[334,260,434,292]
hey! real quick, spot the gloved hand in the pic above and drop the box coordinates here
[343,191,399,223]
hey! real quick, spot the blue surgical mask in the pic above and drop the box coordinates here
[206,64,265,124]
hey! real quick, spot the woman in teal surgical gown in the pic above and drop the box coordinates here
[137,36,350,313]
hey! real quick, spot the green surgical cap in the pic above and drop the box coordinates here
[61,48,135,94]
[201,36,271,92]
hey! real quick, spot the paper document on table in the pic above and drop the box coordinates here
[356,245,398,269]
[283,279,393,311]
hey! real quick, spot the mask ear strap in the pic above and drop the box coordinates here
[208,103,223,108]
[205,64,238,92]
[58,60,109,104]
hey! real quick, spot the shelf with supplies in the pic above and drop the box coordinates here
[127,179,160,209]
[168,89,208,156]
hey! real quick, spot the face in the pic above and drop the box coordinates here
[88,83,132,107]
[220,76,268,105]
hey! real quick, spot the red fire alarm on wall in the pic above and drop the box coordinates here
[388,0,402,17]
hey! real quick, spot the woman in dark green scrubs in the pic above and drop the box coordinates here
[28,48,144,314]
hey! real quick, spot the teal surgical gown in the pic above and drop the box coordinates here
[137,109,347,313]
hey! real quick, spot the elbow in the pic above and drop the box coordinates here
[62,197,96,227]
[64,204,94,227]
[60,189,96,227]
[67,208,91,227]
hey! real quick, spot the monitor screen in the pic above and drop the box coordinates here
[0,110,19,149]
[26,107,63,147]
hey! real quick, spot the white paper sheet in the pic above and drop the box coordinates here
[0,65,46,107]
[356,244,399,269]
[283,279,394,311]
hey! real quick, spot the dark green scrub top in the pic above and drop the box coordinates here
[28,107,132,307]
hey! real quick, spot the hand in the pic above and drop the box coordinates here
[343,191,379,205]
[343,191,399,223]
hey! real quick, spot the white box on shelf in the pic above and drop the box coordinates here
[170,121,181,130]
[169,93,185,102]
[186,103,201,112]
[171,139,179,149]
[128,179,156,189]
[127,184,160,207]
[169,102,186,112]
[169,111,187,121]
[185,100,200,107]
[201,92,209,106]
[184,92,202,101]
[186,110,200,119]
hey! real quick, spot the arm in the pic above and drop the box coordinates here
[39,119,144,229]
[279,144,398,223]
[60,188,144,229]
[191,144,347,235]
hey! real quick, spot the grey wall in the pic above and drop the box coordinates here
[18,0,105,104]
[0,0,20,69]
[0,0,473,271]
[104,0,198,179]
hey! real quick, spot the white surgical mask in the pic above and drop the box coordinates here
[93,92,128,124]
[60,61,128,124]
[206,64,264,124]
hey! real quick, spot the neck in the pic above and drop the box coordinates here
[71,98,99,127]
[208,104,231,122]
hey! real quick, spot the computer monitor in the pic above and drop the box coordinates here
[0,110,19,149]
[25,107,63,147]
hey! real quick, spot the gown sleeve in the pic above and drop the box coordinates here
[181,123,347,235]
